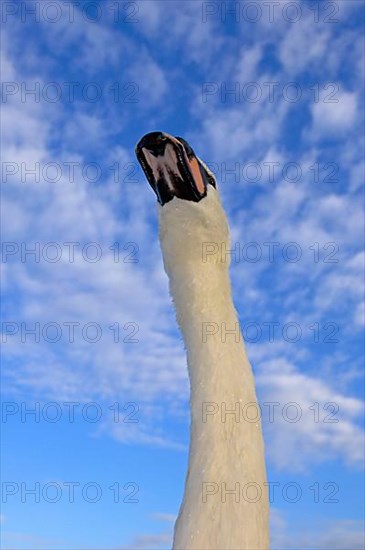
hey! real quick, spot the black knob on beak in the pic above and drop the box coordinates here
[136,132,167,156]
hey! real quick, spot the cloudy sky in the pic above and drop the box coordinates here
[1,0,364,548]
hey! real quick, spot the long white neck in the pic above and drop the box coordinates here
[158,190,269,550]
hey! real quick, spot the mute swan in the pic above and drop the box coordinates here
[136,132,269,550]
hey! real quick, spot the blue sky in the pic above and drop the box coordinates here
[1,0,364,548]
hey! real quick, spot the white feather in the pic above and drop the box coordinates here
[158,185,269,550]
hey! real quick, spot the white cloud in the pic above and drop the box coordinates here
[354,301,365,327]
[257,358,364,471]
[311,91,358,138]
[122,532,172,550]
[0,531,65,550]
[121,511,175,550]
[135,1,226,65]
[278,17,331,75]
[62,112,111,150]
[123,508,365,550]
[134,0,164,35]
[126,51,168,106]
[1,43,187,449]
[234,44,263,83]
[1,2,364,472]
[150,512,176,523]
[1,8,364,550]
[190,93,291,164]
[39,1,130,73]
[271,510,365,550]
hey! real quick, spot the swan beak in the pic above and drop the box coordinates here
[135,132,216,205]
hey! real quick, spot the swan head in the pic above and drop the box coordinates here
[135,132,230,274]
[135,131,217,205]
